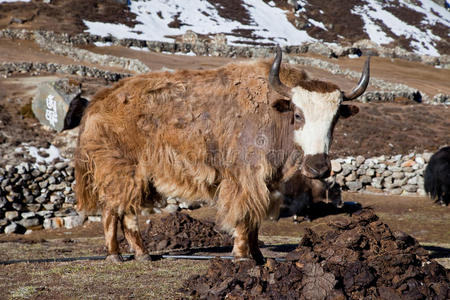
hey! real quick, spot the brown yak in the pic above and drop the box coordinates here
[75,47,369,263]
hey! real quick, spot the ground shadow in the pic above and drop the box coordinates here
[423,245,450,259]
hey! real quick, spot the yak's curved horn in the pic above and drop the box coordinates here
[269,45,292,98]
[343,56,370,101]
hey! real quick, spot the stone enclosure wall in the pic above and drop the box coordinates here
[0,152,434,234]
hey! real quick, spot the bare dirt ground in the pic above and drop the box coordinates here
[0,3,449,298]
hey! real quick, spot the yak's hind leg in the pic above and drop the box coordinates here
[102,206,122,262]
[94,153,150,262]
[121,208,151,261]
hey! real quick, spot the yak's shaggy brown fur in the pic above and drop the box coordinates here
[75,58,344,261]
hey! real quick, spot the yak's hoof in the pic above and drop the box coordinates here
[105,254,123,263]
[135,253,152,261]
[233,255,265,265]
[233,256,252,263]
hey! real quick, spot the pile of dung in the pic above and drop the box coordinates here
[180,209,449,299]
[125,212,232,252]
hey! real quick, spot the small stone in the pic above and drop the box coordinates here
[166,197,178,205]
[372,177,383,189]
[24,195,35,204]
[388,188,403,195]
[382,170,393,177]
[415,157,425,165]
[360,175,372,184]
[5,222,18,234]
[5,211,19,220]
[394,178,407,186]
[388,165,402,172]
[401,160,415,168]
[55,162,68,170]
[17,218,41,228]
[346,181,362,191]
[0,197,7,209]
[12,202,23,211]
[43,203,55,210]
[39,181,49,189]
[345,172,357,182]
[0,218,8,227]
[48,182,67,191]
[392,154,402,161]
[356,168,366,176]
[341,164,354,176]
[403,185,418,193]
[52,170,61,178]
[162,204,179,214]
[407,176,419,185]
[36,211,53,218]
[365,169,375,177]
[50,193,62,203]
[26,204,42,212]
[48,176,56,185]
[31,169,41,177]
[392,171,405,179]
[88,216,102,222]
[355,155,365,166]
[66,166,74,176]
[63,215,84,229]
[35,195,48,204]
[21,212,36,219]
[37,164,47,173]
[377,163,387,171]
[331,160,342,173]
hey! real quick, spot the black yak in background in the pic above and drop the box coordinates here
[424,146,450,206]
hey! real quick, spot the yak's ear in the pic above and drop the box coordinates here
[272,99,293,113]
[339,104,359,118]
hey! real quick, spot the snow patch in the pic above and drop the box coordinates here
[83,0,316,46]
[17,144,68,166]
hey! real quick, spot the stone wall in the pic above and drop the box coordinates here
[0,151,438,234]
[331,152,433,195]
[1,28,449,68]
[0,62,130,81]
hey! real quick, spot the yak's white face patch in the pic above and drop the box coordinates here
[291,87,342,155]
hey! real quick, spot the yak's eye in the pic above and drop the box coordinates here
[294,113,302,122]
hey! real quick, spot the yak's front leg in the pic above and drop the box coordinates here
[233,222,264,264]
[121,209,151,261]
[102,206,123,262]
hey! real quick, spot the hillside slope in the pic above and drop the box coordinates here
[1,0,449,56]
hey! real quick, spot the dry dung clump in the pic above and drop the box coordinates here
[120,212,232,253]
[181,209,449,300]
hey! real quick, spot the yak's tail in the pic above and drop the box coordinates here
[74,151,99,213]
[424,164,439,201]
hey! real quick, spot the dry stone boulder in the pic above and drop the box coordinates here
[32,79,87,132]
